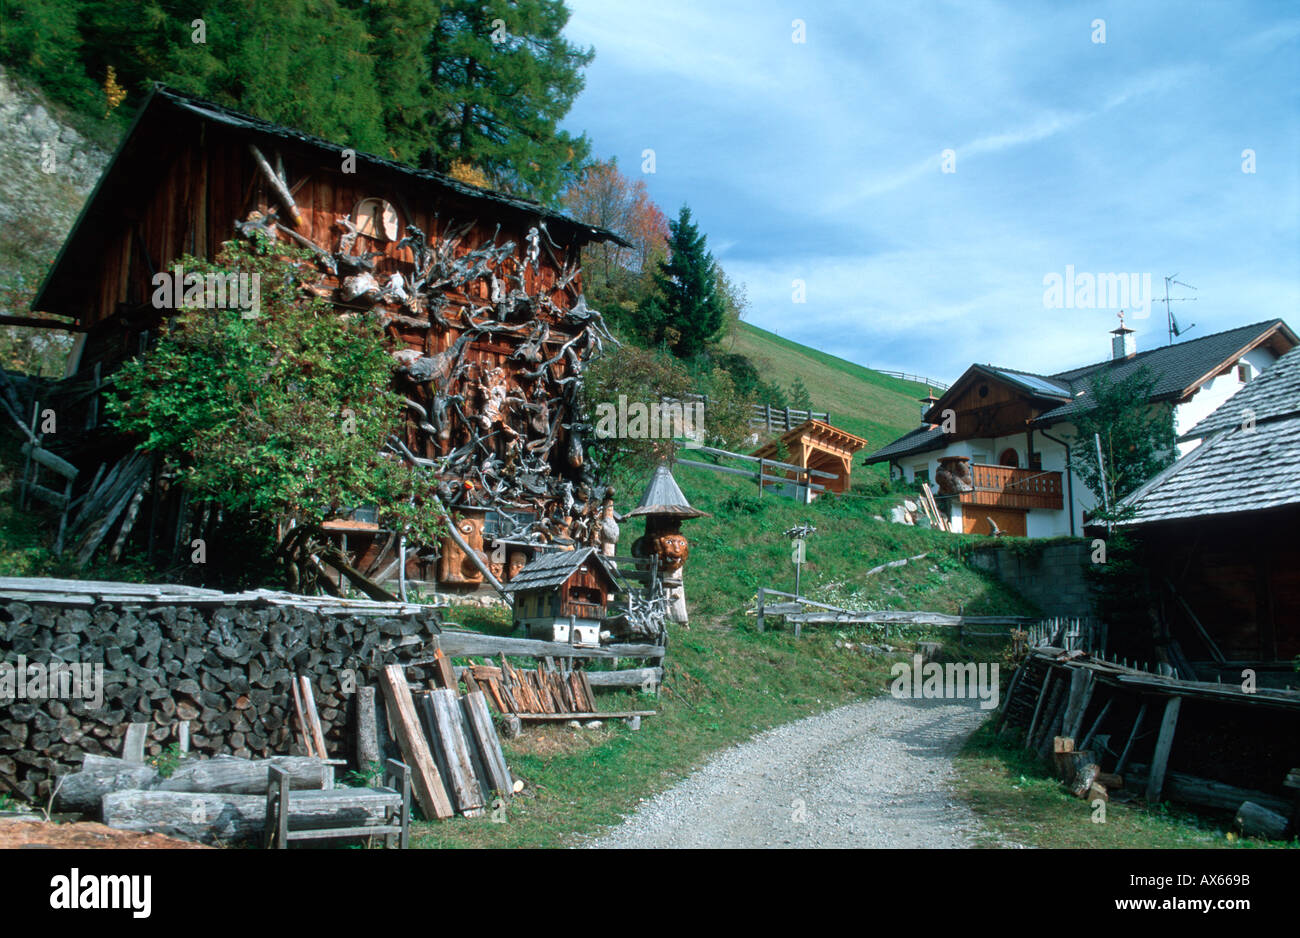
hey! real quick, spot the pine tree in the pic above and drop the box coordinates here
[422,0,592,202]
[636,206,726,359]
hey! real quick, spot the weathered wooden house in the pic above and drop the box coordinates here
[865,318,1297,537]
[1111,344,1300,685]
[503,547,620,645]
[20,86,628,591]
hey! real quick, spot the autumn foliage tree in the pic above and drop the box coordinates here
[560,159,669,334]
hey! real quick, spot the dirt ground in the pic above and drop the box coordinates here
[0,818,209,849]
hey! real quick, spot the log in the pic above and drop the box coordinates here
[248,144,304,227]
[1070,763,1100,799]
[158,755,325,794]
[1146,696,1182,803]
[102,789,392,845]
[55,763,159,815]
[55,755,326,814]
[355,686,381,771]
[1235,801,1290,840]
[1124,765,1293,817]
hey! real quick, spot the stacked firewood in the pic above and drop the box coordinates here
[0,590,441,802]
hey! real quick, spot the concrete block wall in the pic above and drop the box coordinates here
[969,541,1095,618]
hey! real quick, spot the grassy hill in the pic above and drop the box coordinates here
[727,320,939,452]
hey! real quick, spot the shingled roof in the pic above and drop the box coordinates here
[503,547,617,594]
[625,464,708,519]
[1115,345,1300,526]
[1181,344,1300,440]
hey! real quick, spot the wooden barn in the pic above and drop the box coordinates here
[17,85,628,593]
[503,547,620,645]
[1112,344,1300,685]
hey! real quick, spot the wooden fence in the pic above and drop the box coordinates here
[675,443,838,502]
[751,587,1037,637]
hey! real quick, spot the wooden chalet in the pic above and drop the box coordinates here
[749,419,867,499]
[504,547,620,645]
[1112,344,1300,684]
[865,318,1297,537]
[19,86,628,591]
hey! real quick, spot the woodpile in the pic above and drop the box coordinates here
[377,663,520,821]
[463,656,657,722]
[0,581,442,802]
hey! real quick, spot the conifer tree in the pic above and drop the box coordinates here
[636,206,726,359]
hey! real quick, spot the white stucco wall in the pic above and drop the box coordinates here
[1173,346,1278,453]
[897,427,1092,537]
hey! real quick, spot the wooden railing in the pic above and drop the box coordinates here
[959,464,1063,511]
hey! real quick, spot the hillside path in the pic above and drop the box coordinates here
[586,696,1012,848]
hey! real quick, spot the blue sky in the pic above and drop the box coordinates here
[560,1,1300,382]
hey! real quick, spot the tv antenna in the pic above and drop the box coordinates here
[1160,273,1197,344]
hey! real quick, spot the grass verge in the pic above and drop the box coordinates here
[953,718,1294,849]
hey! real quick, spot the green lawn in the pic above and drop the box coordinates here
[728,320,935,449]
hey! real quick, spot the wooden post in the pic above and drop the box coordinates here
[1079,696,1113,752]
[356,685,381,775]
[995,659,1027,733]
[756,588,765,633]
[398,534,408,603]
[1024,669,1054,749]
[1145,696,1182,804]
[757,458,764,497]
[1115,700,1148,775]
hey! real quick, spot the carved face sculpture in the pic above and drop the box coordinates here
[507,550,528,580]
[656,533,689,574]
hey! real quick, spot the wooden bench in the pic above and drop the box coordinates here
[265,759,410,849]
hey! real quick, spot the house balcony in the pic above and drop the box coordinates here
[958,464,1064,511]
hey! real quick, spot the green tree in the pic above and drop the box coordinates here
[1067,366,1177,516]
[0,0,98,111]
[636,205,726,359]
[164,0,388,154]
[787,376,814,412]
[422,0,593,201]
[107,239,443,593]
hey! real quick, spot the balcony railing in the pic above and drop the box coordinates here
[958,464,1063,511]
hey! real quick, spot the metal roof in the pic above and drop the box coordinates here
[625,464,708,518]
[503,547,618,594]
[1032,319,1295,424]
[862,425,948,464]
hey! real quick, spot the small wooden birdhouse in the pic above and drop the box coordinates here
[505,547,620,646]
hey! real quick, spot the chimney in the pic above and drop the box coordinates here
[1110,311,1136,360]
[920,388,940,424]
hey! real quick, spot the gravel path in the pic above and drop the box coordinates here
[587,695,1008,848]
